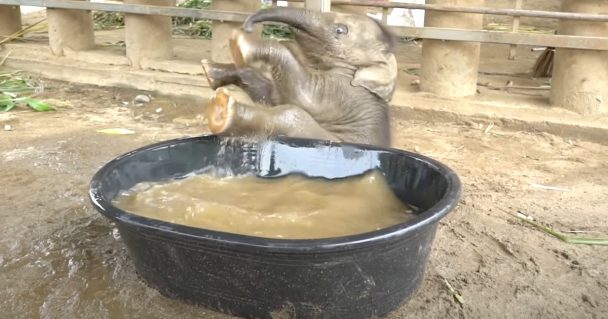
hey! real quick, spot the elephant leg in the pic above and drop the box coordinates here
[201,59,275,105]
[207,87,339,142]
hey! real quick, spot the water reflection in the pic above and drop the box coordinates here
[257,139,380,178]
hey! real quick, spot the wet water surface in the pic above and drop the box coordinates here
[114,171,414,239]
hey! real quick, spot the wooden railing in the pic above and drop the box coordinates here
[1,0,606,114]
[0,0,607,50]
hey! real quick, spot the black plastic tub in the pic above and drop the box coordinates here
[89,135,461,319]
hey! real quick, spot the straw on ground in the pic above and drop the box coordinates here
[514,212,608,246]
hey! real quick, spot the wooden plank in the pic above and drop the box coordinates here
[508,0,523,60]
[2,0,607,50]
[323,0,608,22]
[0,0,250,22]
[4,0,608,22]
[393,26,608,51]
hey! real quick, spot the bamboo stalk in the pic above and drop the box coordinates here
[0,19,47,45]
[0,50,11,66]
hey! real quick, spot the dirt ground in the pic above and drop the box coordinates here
[1,77,607,319]
[2,1,607,318]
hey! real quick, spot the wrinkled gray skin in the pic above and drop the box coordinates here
[203,7,398,147]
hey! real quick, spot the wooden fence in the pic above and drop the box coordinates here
[0,0,607,114]
[0,0,607,49]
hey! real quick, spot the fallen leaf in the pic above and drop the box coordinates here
[25,98,55,112]
[0,96,16,112]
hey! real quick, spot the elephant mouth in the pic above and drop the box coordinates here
[291,26,323,41]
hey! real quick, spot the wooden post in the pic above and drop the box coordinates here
[0,5,21,38]
[508,0,522,60]
[332,0,385,16]
[288,1,305,9]
[550,0,608,115]
[124,0,175,69]
[382,7,389,24]
[420,0,485,98]
[46,0,95,56]
[211,0,260,64]
[332,4,366,15]
[305,0,331,12]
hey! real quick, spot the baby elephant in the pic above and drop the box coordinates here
[202,7,398,147]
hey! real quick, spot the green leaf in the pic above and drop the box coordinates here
[0,94,16,112]
[24,98,54,112]
[0,100,16,112]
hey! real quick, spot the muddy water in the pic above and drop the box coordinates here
[114,171,414,239]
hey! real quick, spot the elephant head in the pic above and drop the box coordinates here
[243,7,398,102]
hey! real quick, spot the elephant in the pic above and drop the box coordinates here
[202,7,398,147]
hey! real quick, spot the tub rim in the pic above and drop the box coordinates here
[89,135,461,253]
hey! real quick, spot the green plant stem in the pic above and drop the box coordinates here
[516,214,608,246]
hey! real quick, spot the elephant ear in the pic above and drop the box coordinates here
[351,54,398,102]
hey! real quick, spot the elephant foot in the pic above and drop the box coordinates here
[230,29,252,68]
[207,87,236,134]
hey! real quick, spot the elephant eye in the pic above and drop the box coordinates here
[335,24,349,36]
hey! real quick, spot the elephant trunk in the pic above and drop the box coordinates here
[242,7,321,34]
